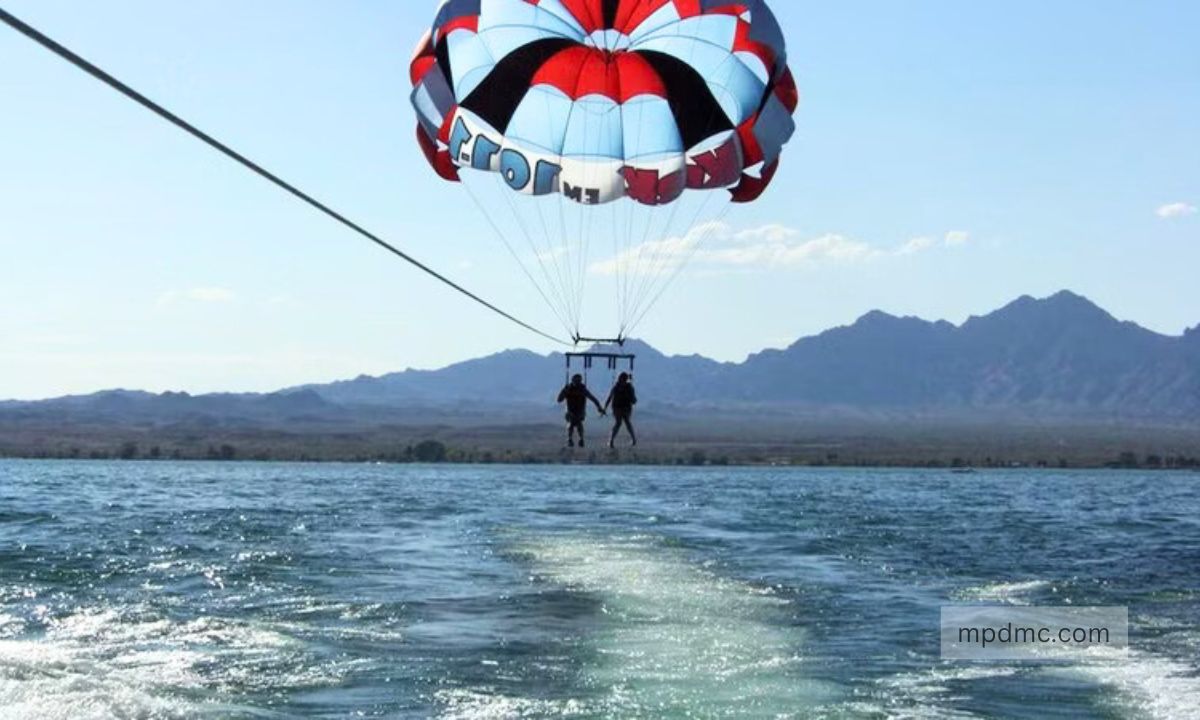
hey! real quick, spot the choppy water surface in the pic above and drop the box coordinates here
[0,461,1197,719]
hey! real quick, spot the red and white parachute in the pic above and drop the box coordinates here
[411,0,798,343]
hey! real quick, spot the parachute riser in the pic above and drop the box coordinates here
[572,335,626,347]
[565,351,636,386]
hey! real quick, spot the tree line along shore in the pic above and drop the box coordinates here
[3,430,1198,470]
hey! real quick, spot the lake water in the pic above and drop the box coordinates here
[0,461,1197,719]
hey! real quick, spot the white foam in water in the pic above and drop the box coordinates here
[869,665,1018,719]
[455,533,837,718]
[436,689,587,719]
[954,580,1052,605]
[871,633,1200,720]
[950,580,1200,719]
[1054,646,1200,720]
[0,605,326,720]
[0,614,22,639]
[0,618,202,720]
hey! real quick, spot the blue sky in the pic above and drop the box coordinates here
[1,0,1197,400]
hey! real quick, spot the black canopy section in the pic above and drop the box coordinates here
[634,49,735,149]
[460,37,577,132]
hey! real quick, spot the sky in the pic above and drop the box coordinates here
[1,0,1197,400]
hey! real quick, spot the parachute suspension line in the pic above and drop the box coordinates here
[574,200,587,334]
[628,204,654,331]
[554,161,576,335]
[633,178,691,302]
[461,179,575,338]
[531,193,572,332]
[611,198,625,338]
[626,192,681,332]
[617,99,652,334]
[627,192,721,330]
[624,188,692,328]
[576,173,591,332]
[626,200,733,337]
[629,202,657,331]
[632,194,659,286]
[621,202,642,327]
[614,199,649,334]
[628,190,721,324]
[0,7,571,346]
[569,104,587,336]
[530,88,577,335]
[489,170,576,335]
[623,203,656,328]
[523,193,560,323]
[549,203,577,334]
[568,106,592,333]
[551,61,595,339]
[576,100,603,337]
[619,196,633,333]
[575,199,591,335]
[575,151,595,335]
[554,191,573,334]
[620,199,639,333]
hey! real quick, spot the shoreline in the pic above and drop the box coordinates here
[2,450,1197,472]
[4,417,1197,471]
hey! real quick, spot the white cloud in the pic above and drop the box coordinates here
[533,246,567,263]
[944,230,971,247]
[898,236,936,256]
[707,231,881,266]
[730,224,805,244]
[590,222,883,276]
[1156,202,1197,219]
[901,231,971,255]
[157,287,238,307]
[590,223,972,276]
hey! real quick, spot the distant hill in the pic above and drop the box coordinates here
[733,291,1200,418]
[299,290,1200,421]
[3,291,1199,426]
[301,339,734,411]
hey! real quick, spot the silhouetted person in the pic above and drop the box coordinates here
[605,372,638,448]
[557,374,605,447]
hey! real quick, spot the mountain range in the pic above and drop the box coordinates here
[3,291,1199,427]
[300,290,1200,422]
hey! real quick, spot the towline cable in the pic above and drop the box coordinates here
[0,6,571,347]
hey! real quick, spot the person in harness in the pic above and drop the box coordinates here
[557,373,606,448]
[604,372,638,449]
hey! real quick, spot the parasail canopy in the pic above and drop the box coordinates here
[411,0,800,343]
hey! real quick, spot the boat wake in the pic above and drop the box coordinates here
[1054,644,1200,720]
[0,604,346,720]
[438,532,837,718]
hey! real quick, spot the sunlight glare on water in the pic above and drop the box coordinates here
[504,533,837,717]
